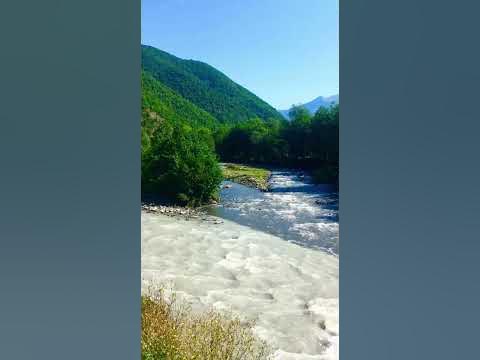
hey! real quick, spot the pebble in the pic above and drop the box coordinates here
[141,203,198,219]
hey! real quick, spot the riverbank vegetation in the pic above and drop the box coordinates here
[141,45,339,206]
[142,288,271,360]
[215,104,339,184]
[222,163,271,191]
[141,72,222,207]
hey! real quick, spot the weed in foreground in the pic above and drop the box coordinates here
[141,288,272,360]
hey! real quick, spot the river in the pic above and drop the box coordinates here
[206,169,339,255]
[141,168,339,359]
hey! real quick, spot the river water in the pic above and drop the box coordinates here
[206,169,339,255]
[142,169,339,359]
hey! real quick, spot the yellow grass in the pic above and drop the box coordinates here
[142,288,272,360]
[222,163,271,191]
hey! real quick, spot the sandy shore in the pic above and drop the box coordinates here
[141,211,339,360]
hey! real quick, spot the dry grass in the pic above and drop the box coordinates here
[142,288,272,360]
[222,163,271,191]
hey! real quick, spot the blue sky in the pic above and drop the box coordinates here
[142,0,338,110]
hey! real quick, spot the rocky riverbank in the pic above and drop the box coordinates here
[142,203,197,217]
[141,203,225,224]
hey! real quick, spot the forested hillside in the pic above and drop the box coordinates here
[142,45,283,124]
[141,71,217,131]
[141,44,339,206]
[141,71,222,206]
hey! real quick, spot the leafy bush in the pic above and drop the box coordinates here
[142,120,222,206]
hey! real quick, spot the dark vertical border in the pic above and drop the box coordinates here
[0,1,140,359]
[341,1,480,359]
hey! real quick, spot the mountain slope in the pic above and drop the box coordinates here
[141,71,222,205]
[141,44,284,124]
[279,94,339,119]
[142,71,217,131]
[141,70,219,162]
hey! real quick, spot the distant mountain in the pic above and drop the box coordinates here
[142,44,284,124]
[279,94,339,119]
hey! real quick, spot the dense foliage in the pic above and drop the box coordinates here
[215,104,339,183]
[142,71,217,130]
[141,44,339,205]
[141,72,222,206]
[142,45,284,124]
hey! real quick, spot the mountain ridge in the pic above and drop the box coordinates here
[141,44,284,124]
[279,94,339,119]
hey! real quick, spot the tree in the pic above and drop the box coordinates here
[142,121,222,206]
[284,105,312,159]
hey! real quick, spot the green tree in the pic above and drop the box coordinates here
[142,121,222,206]
[284,105,312,159]
[141,72,223,206]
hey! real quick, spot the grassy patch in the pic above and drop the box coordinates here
[222,163,271,191]
[142,288,272,360]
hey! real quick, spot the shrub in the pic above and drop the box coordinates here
[142,288,272,360]
[142,120,223,206]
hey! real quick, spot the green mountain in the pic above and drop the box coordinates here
[141,70,218,161]
[142,71,217,131]
[141,70,222,205]
[141,44,283,124]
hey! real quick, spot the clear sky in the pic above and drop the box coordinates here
[141,0,338,110]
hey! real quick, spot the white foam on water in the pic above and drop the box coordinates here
[290,223,339,242]
[142,212,339,360]
[213,170,338,253]
[265,193,320,217]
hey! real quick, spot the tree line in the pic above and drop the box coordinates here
[142,68,339,206]
[214,104,339,183]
